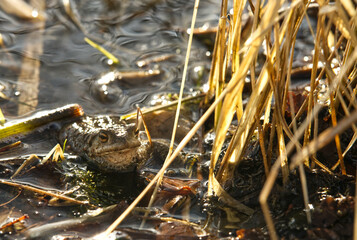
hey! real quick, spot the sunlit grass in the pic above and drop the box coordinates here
[207,0,357,239]
[105,0,357,238]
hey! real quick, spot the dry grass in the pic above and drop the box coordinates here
[105,0,357,238]
[207,0,357,239]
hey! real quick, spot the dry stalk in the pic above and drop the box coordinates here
[103,0,282,231]
[262,21,357,239]
[210,0,281,192]
[102,60,249,238]
[108,0,357,238]
[260,104,322,240]
[303,9,322,167]
[0,179,92,207]
[139,0,201,229]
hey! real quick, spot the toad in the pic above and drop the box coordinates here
[58,115,153,172]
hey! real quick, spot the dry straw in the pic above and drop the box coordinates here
[103,0,357,239]
[204,0,357,238]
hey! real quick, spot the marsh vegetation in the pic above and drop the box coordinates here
[0,0,356,239]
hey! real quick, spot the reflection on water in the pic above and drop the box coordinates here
[0,0,219,116]
[0,2,218,238]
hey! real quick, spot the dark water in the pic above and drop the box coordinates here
[0,0,219,116]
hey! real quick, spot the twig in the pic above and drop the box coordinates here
[0,179,95,208]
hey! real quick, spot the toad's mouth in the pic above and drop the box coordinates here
[87,141,151,171]
[95,146,140,156]
[89,143,151,172]
[92,142,141,155]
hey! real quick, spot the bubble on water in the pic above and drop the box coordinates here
[202,83,209,93]
[90,80,124,104]
[107,59,114,65]
[32,9,39,18]
[303,56,311,62]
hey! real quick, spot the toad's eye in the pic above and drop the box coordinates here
[98,131,109,143]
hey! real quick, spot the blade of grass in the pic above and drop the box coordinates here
[260,104,322,240]
[258,122,269,177]
[84,37,119,65]
[214,0,283,184]
[121,94,205,120]
[140,0,201,229]
[290,109,357,169]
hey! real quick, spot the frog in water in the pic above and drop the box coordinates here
[0,104,172,172]
[58,115,153,172]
